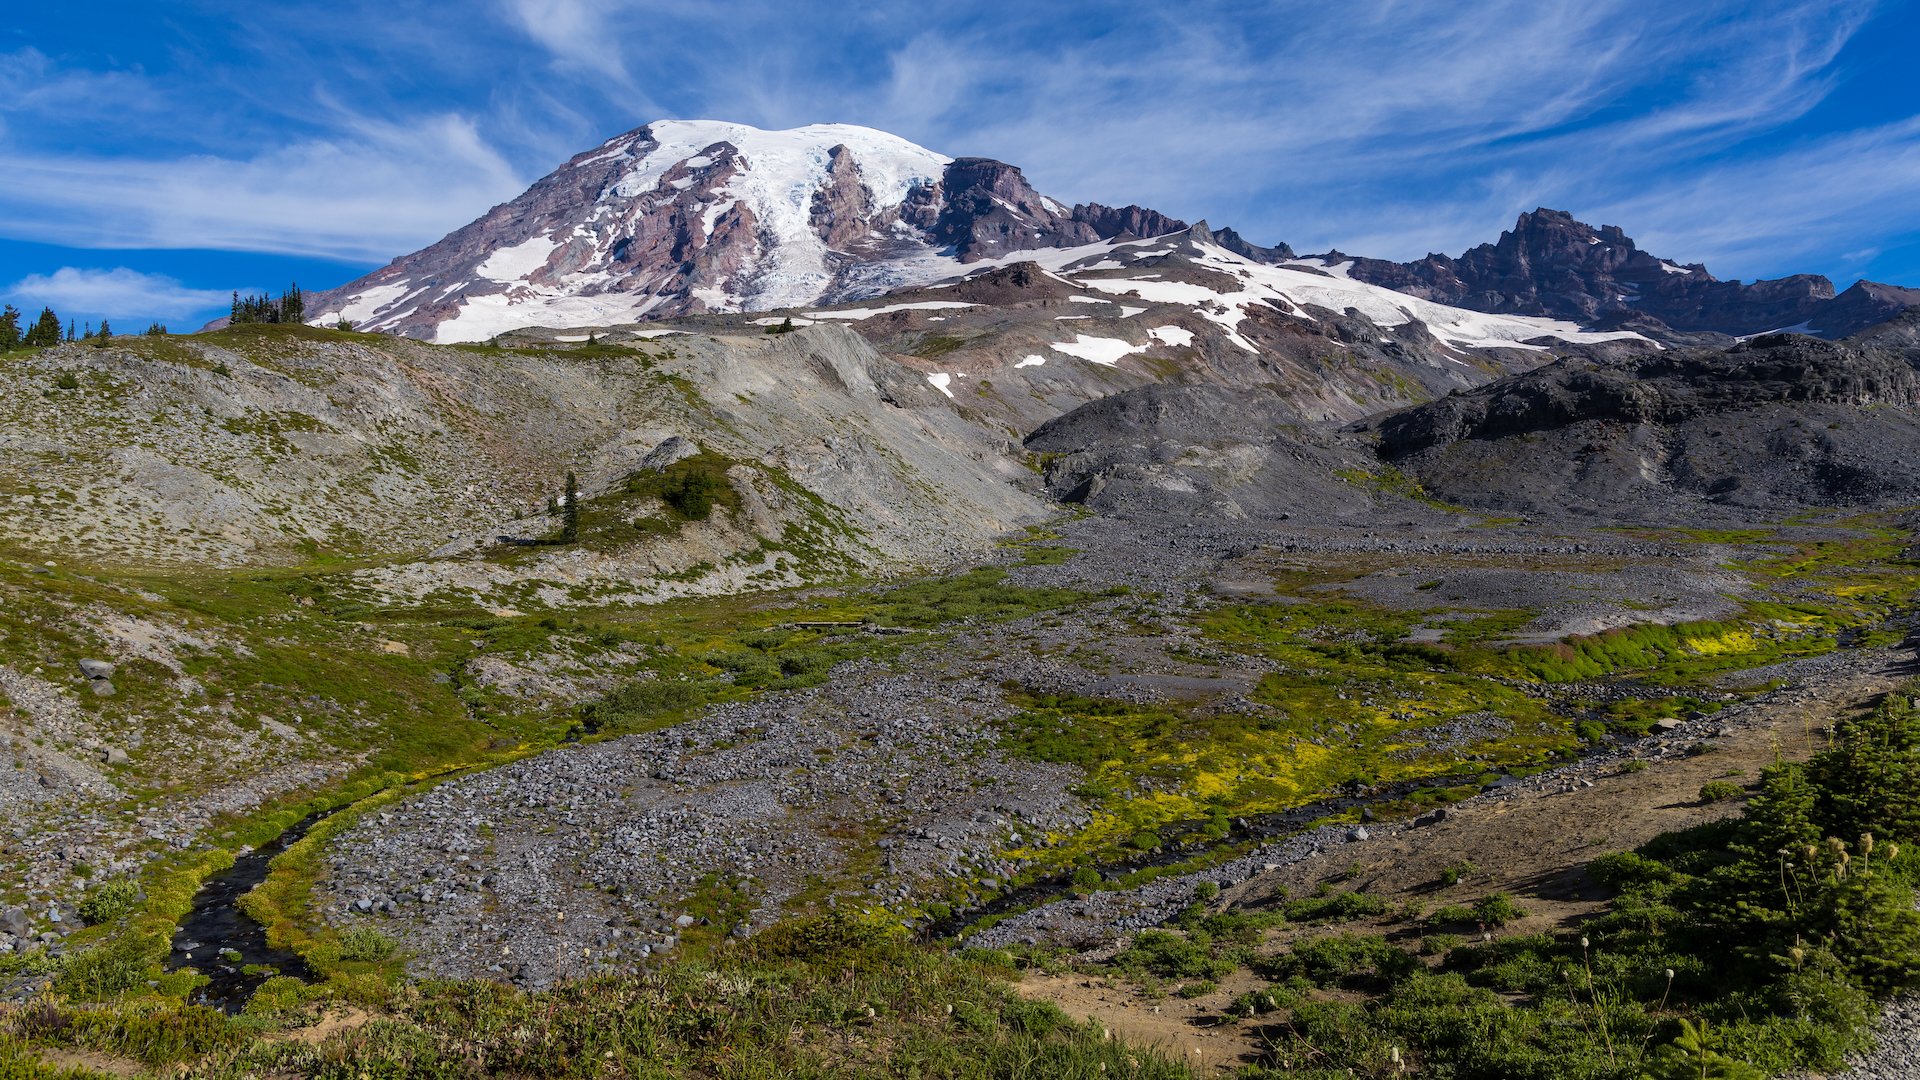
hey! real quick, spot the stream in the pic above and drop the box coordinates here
[165,812,329,1013]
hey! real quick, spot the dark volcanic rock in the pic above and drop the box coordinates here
[1333,208,1891,340]
[1374,333,1920,515]
[921,157,1186,262]
[1814,281,1920,340]
[1024,384,1388,522]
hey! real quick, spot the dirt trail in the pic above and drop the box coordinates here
[1245,648,1914,931]
[1021,646,1918,1075]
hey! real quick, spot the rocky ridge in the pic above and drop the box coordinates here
[1335,208,1916,340]
[1373,332,1920,517]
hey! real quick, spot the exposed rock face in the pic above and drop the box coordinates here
[1023,384,1382,521]
[1813,281,1920,340]
[1333,208,1877,339]
[306,121,1186,343]
[1374,333,1920,515]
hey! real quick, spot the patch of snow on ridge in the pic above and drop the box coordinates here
[1147,326,1194,347]
[431,292,667,344]
[608,120,955,311]
[1180,243,1649,353]
[806,300,979,320]
[1015,355,1047,368]
[927,373,954,398]
[1660,261,1691,275]
[328,281,411,326]
[477,236,559,282]
[1050,335,1138,366]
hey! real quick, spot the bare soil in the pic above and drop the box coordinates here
[1021,645,1920,1075]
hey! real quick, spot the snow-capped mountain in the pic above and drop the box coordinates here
[307,120,1918,346]
[308,120,1184,343]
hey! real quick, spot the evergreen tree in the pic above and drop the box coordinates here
[65,318,76,342]
[560,472,581,543]
[26,307,60,347]
[0,305,19,351]
[145,322,167,336]
[1814,693,1920,845]
[96,319,111,340]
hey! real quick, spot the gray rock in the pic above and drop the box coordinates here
[101,747,129,766]
[89,681,116,697]
[1349,826,1371,842]
[0,908,27,938]
[639,436,700,473]
[77,659,115,681]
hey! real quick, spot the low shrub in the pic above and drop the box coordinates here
[77,880,140,926]
[1110,930,1234,981]
[1699,779,1744,803]
[336,927,395,963]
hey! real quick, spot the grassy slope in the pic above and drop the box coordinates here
[0,411,1914,1076]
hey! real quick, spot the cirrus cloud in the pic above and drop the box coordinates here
[5,267,241,322]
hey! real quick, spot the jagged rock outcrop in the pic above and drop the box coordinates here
[1373,333,1920,515]
[1332,208,1906,340]
[1812,281,1920,340]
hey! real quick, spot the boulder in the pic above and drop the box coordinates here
[639,436,700,473]
[77,659,115,680]
[101,747,129,766]
[0,907,28,937]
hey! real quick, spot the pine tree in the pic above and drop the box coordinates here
[1814,692,1920,845]
[0,305,19,351]
[1700,761,1822,971]
[560,472,581,544]
[65,318,76,342]
[145,322,167,336]
[26,307,60,347]
[231,291,241,323]
[96,319,111,340]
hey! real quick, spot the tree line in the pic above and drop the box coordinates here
[0,280,309,352]
[0,305,170,350]
[229,283,305,325]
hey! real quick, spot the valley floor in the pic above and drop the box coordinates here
[2,497,1917,1078]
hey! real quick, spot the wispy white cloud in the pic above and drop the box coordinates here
[500,0,640,85]
[6,267,237,320]
[0,0,1910,289]
[1591,117,1920,280]
[0,113,526,262]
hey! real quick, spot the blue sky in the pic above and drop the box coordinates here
[3,0,1917,330]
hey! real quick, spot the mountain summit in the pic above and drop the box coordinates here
[309,120,1184,342]
[309,123,1918,345]
[1333,208,1909,339]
